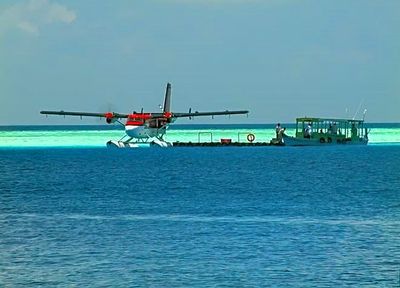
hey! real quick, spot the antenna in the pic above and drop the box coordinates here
[352,99,364,120]
[362,109,367,121]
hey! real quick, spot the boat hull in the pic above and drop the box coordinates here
[282,134,368,146]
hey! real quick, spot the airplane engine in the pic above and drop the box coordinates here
[106,118,115,124]
[104,112,117,124]
[106,117,117,124]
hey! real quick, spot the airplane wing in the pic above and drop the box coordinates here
[40,109,249,120]
[40,110,130,118]
[171,110,249,118]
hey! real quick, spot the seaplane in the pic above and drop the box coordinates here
[40,83,249,148]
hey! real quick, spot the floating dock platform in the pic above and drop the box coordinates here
[172,141,274,147]
[171,132,280,147]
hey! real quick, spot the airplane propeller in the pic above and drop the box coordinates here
[98,102,117,123]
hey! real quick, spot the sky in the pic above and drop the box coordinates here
[0,0,399,125]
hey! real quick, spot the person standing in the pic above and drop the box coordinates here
[351,123,358,139]
[305,123,312,138]
[275,123,281,139]
[332,123,337,134]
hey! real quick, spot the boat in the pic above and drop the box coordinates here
[275,117,369,146]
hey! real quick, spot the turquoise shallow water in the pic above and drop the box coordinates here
[0,124,399,147]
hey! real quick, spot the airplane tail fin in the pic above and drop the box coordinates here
[163,83,171,113]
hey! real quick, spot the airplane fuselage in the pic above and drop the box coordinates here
[123,114,173,140]
[125,124,167,139]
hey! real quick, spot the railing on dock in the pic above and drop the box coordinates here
[237,132,255,143]
[198,132,213,143]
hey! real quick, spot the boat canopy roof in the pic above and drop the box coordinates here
[296,117,364,124]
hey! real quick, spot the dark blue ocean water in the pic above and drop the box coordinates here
[1,146,399,287]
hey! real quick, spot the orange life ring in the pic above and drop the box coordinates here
[247,133,255,142]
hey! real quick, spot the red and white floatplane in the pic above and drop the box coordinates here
[41,83,248,148]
